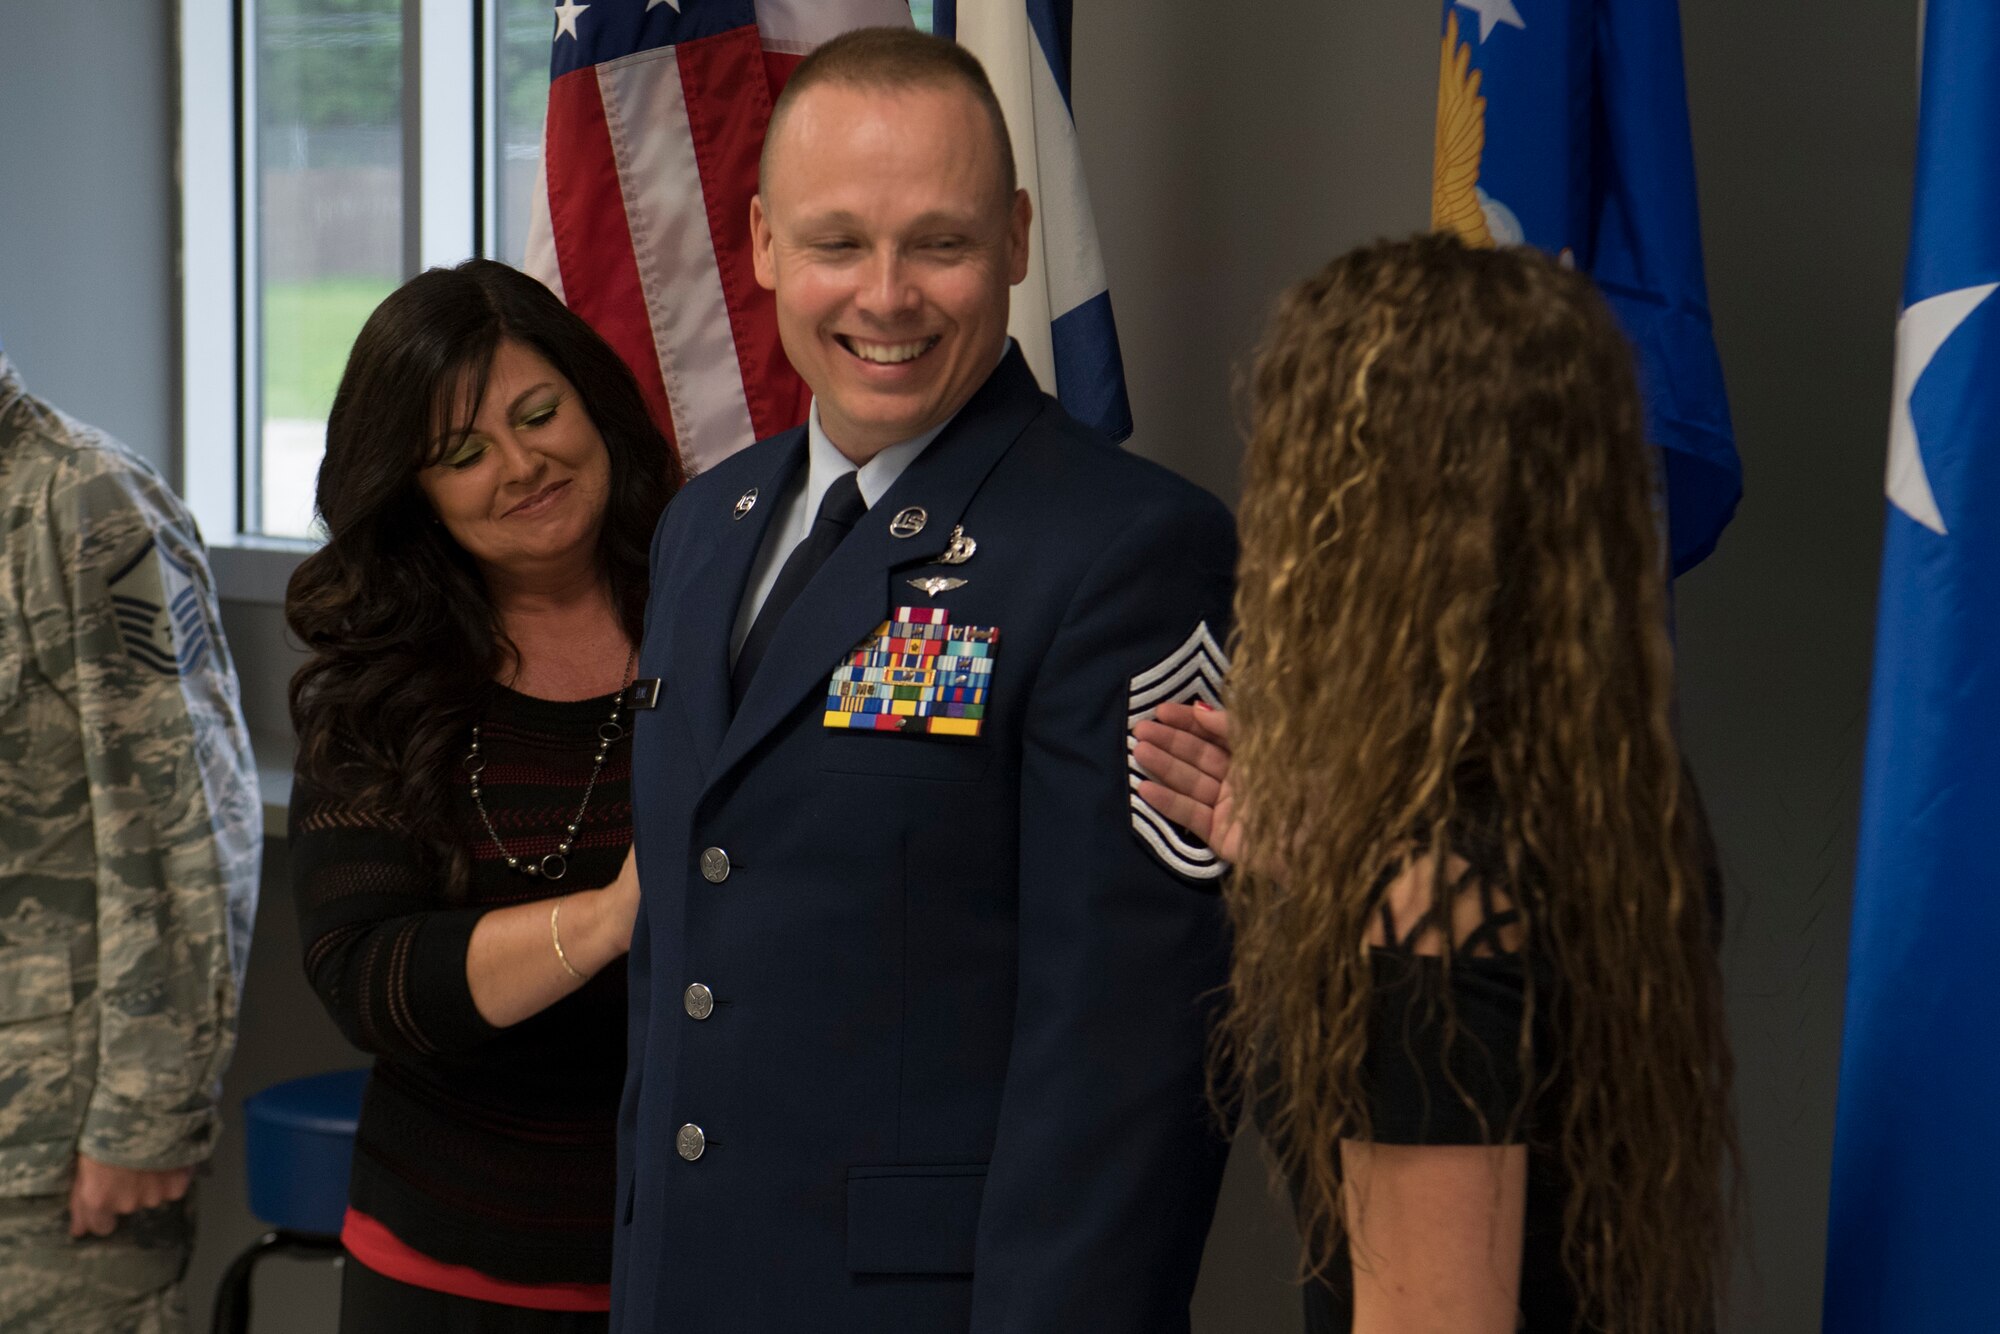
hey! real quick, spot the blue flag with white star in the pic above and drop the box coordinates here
[1825,6,2000,1329]
[1433,0,1741,573]
[931,0,1133,443]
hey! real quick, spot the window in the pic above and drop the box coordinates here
[493,0,552,271]
[185,1,927,574]
[252,1,404,539]
[181,0,543,565]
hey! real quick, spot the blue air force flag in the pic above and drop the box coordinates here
[1825,6,2000,1329]
[934,0,1132,443]
[1432,0,1741,573]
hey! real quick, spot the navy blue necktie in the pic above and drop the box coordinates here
[731,470,866,708]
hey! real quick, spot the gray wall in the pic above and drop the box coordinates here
[1676,2,1913,1326]
[0,2,1917,1331]
[0,0,179,476]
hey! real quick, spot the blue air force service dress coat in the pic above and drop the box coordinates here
[615,349,1236,1333]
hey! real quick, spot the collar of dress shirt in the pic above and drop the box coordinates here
[800,403,944,520]
[796,336,1015,520]
[728,342,1015,661]
[726,409,941,662]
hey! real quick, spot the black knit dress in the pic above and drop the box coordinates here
[290,684,631,1327]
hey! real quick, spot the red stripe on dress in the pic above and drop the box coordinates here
[679,27,810,442]
[342,1208,611,1312]
[543,66,681,453]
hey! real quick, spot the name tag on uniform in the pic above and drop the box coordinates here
[824,606,997,738]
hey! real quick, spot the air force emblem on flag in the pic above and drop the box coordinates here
[106,537,209,677]
[1128,622,1228,880]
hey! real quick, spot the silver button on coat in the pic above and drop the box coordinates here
[676,1123,706,1161]
[684,983,714,1020]
[699,847,731,883]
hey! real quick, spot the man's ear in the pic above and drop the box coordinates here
[750,194,777,292]
[1006,187,1033,287]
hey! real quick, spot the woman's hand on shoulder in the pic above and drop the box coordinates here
[1132,701,1244,865]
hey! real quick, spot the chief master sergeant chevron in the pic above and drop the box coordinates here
[615,27,1235,1334]
[0,345,258,1331]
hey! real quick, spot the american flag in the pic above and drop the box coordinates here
[522,0,912,474]
[524,0,1135,472]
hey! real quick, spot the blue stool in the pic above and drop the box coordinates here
[211,1068,368,1334]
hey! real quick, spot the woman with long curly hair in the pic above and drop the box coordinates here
[285,259,681,1331]
[1135,234,1735,1334]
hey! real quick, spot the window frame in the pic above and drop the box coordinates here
[180,0,509,604]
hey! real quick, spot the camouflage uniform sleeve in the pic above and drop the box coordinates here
[36,456,260,1170]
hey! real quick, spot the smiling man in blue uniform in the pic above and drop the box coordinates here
[615,28,1236,1333]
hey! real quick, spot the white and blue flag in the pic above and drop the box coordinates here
[1826,4,2000,1327]
[934,1,1133,442]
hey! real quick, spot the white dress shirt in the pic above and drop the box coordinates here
[727,402,946,663]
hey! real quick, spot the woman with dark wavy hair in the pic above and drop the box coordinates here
[285,258,681,1332]
[1136,234,1735,1334]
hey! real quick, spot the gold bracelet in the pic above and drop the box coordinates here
[550,899,586,981]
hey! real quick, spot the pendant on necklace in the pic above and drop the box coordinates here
[466,647,635,880]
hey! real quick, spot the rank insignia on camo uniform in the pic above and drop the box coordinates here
[823,606,997,737]
[106,536,211,677]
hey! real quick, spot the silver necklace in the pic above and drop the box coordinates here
[463,650,634,881]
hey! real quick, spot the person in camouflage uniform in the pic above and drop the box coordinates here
[0,346,259,1332]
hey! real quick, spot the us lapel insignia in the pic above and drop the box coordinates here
[825,605,998,737]
[733,488,758,520]
[906,576,968,598]
[938,525,978,565]
[1127,621,1229,880]
[888,506,928,538]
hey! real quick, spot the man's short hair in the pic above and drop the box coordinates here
[760,27,1017,197]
